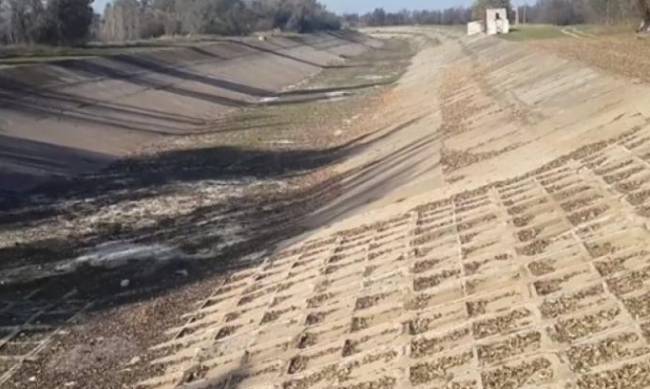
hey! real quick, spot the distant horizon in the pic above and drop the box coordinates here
[318,0,475,14]
[92,0,534,15]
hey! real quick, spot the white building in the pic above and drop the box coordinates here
[466,8,511,36]
[486,8,510,35]
[467,21,483,36]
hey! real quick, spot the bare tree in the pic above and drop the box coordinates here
[0,0,94,45]
[40,0,94,45]
[2,0,45,44]
[639,0,650,31]
[360,7,472,26]
[0,0,7,43]
[151,0,179,35]
[103,0,141,41]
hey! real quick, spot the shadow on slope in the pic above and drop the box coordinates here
[0,39,421,372]
[0,111,431,322]
[0,135,114,193]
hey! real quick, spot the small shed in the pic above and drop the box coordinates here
[467,21,483,36]
[486,8,510,35]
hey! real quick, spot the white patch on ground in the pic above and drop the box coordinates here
[326,97,349,103]
[259,97,279,104]
[1,228,247,285]
[357,74,385,81]
[265,139,295,145]
[319,91,353,103]
[0,173,293,285]
[72,242,183,269]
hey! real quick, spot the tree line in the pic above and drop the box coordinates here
[519,0,640,26]
[2,0,650,46]
[343,7,474,27]
[344,0,650,31]
[102,0,341,41]
[0,0,95,45]
[0,0,341,46]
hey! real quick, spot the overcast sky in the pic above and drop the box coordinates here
[91,0,492,14]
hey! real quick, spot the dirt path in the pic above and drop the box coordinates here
[4,27,650,389]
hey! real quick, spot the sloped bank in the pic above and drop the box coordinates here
[0,35,417,389]
[0,31,381,192]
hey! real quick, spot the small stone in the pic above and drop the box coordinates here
[175,269,189,277]
[120,279,130,288]
[28,376,36,382]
